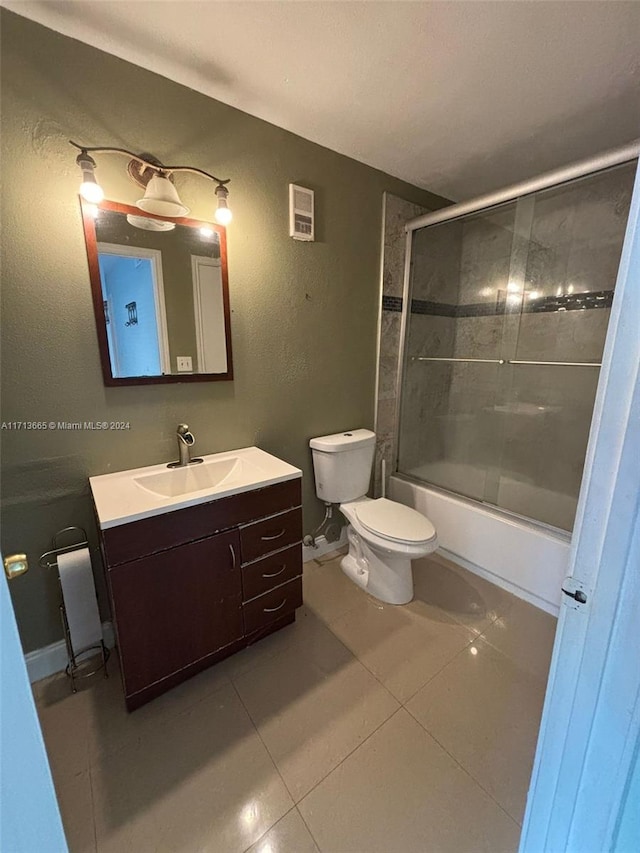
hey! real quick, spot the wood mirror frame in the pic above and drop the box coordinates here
[81,198,233,386]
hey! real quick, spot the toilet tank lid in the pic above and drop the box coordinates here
[309,429,375,452]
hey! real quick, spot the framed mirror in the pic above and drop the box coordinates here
[81,199,232,385]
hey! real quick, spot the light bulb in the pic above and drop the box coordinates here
[199,225,214,238]
[214,206,232,226]
[77,151,104,203]
[214,183,232,226]
[80,178,104,203]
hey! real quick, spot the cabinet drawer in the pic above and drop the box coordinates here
[240,508,302,564]
[241,544,302,602]
[243,577,303,635]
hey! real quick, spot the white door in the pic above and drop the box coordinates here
[520,159,640,852]
[0,568,68,851]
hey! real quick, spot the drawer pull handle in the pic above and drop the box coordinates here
[229,543,237,569]
[262,565,286,579]
[261,528,286,542]
[264,598,287,613]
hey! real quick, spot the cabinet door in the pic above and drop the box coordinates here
[109,530,242,696]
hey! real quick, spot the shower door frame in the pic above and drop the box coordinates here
[393,141,640,532]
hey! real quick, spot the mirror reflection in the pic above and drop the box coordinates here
[84,201,232,384]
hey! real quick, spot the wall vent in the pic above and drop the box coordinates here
[289,184,315,241]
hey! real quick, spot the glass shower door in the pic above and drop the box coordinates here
[397,160,635,532]
[397,201,518,504]
[493,162,635,530]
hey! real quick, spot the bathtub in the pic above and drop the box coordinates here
[390,474,571,615]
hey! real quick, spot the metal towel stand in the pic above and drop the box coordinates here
[40,526,109,692]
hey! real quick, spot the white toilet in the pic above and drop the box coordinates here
[309,429,438,604]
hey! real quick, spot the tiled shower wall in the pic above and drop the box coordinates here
[374,193,430,496]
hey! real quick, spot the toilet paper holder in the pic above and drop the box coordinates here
[40,526,109,692]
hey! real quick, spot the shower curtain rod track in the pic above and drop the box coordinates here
[406,140,639,232]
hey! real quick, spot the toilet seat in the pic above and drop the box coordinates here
[354,498,436,545]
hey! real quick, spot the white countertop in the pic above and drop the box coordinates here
[89,446,302,530]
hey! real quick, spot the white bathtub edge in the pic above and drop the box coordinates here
[390,475,570,615]
[434,547,559,617]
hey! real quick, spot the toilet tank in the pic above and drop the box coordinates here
[309,429,376,503]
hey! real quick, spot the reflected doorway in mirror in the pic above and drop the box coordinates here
[97,243,170,378]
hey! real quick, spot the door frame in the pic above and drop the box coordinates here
[97,242,171,376]
[520,159,640,851]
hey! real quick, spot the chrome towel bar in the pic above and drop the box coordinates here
[411,357,601,367]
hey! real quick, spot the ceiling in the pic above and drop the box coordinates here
[4,0,640,200]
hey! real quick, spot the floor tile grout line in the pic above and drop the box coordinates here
[312,592,493,709]
[308,558,516,705]
[240,803,299,853]
[294,804,324,853]
[230,651,400,812]
[228,680,298,817]
[307,567,535,821]
[473,628,554,688]
[319,619,405,705]
[86,761,99,853]
[399,631,482,706]
[230,671,330,853]
[295,706,406,808]
[403,702,523,830]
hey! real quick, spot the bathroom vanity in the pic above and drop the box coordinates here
[90,448,303,710]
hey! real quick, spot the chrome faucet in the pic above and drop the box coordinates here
[167,424,203,468]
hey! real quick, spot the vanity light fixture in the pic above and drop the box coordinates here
[70,141,232,225]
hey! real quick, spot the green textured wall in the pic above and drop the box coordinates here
[0,9,446,653]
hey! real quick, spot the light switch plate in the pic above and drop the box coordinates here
[176,356,193,372]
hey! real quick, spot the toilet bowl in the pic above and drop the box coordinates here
[339,496,438,604]
[309,429,438,605]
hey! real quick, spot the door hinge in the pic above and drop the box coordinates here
[561,577,588,605]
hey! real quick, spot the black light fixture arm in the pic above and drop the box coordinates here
[69,140,230,186]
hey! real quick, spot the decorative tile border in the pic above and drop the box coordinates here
[528,290,614,313]
[382,295,403,312]
[381,290,614,317]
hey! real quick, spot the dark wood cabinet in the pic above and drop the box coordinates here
[97,478,303,710]
[109,530,242,696]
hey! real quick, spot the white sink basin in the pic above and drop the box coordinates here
[89,446,302,529]
[134,456,243,498]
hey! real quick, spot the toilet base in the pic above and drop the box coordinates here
[341,527,414,605]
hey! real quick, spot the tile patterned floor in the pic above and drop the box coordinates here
[33,549,557,853]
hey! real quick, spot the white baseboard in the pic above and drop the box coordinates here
[303,529,348,563]
[25,622,115,684]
